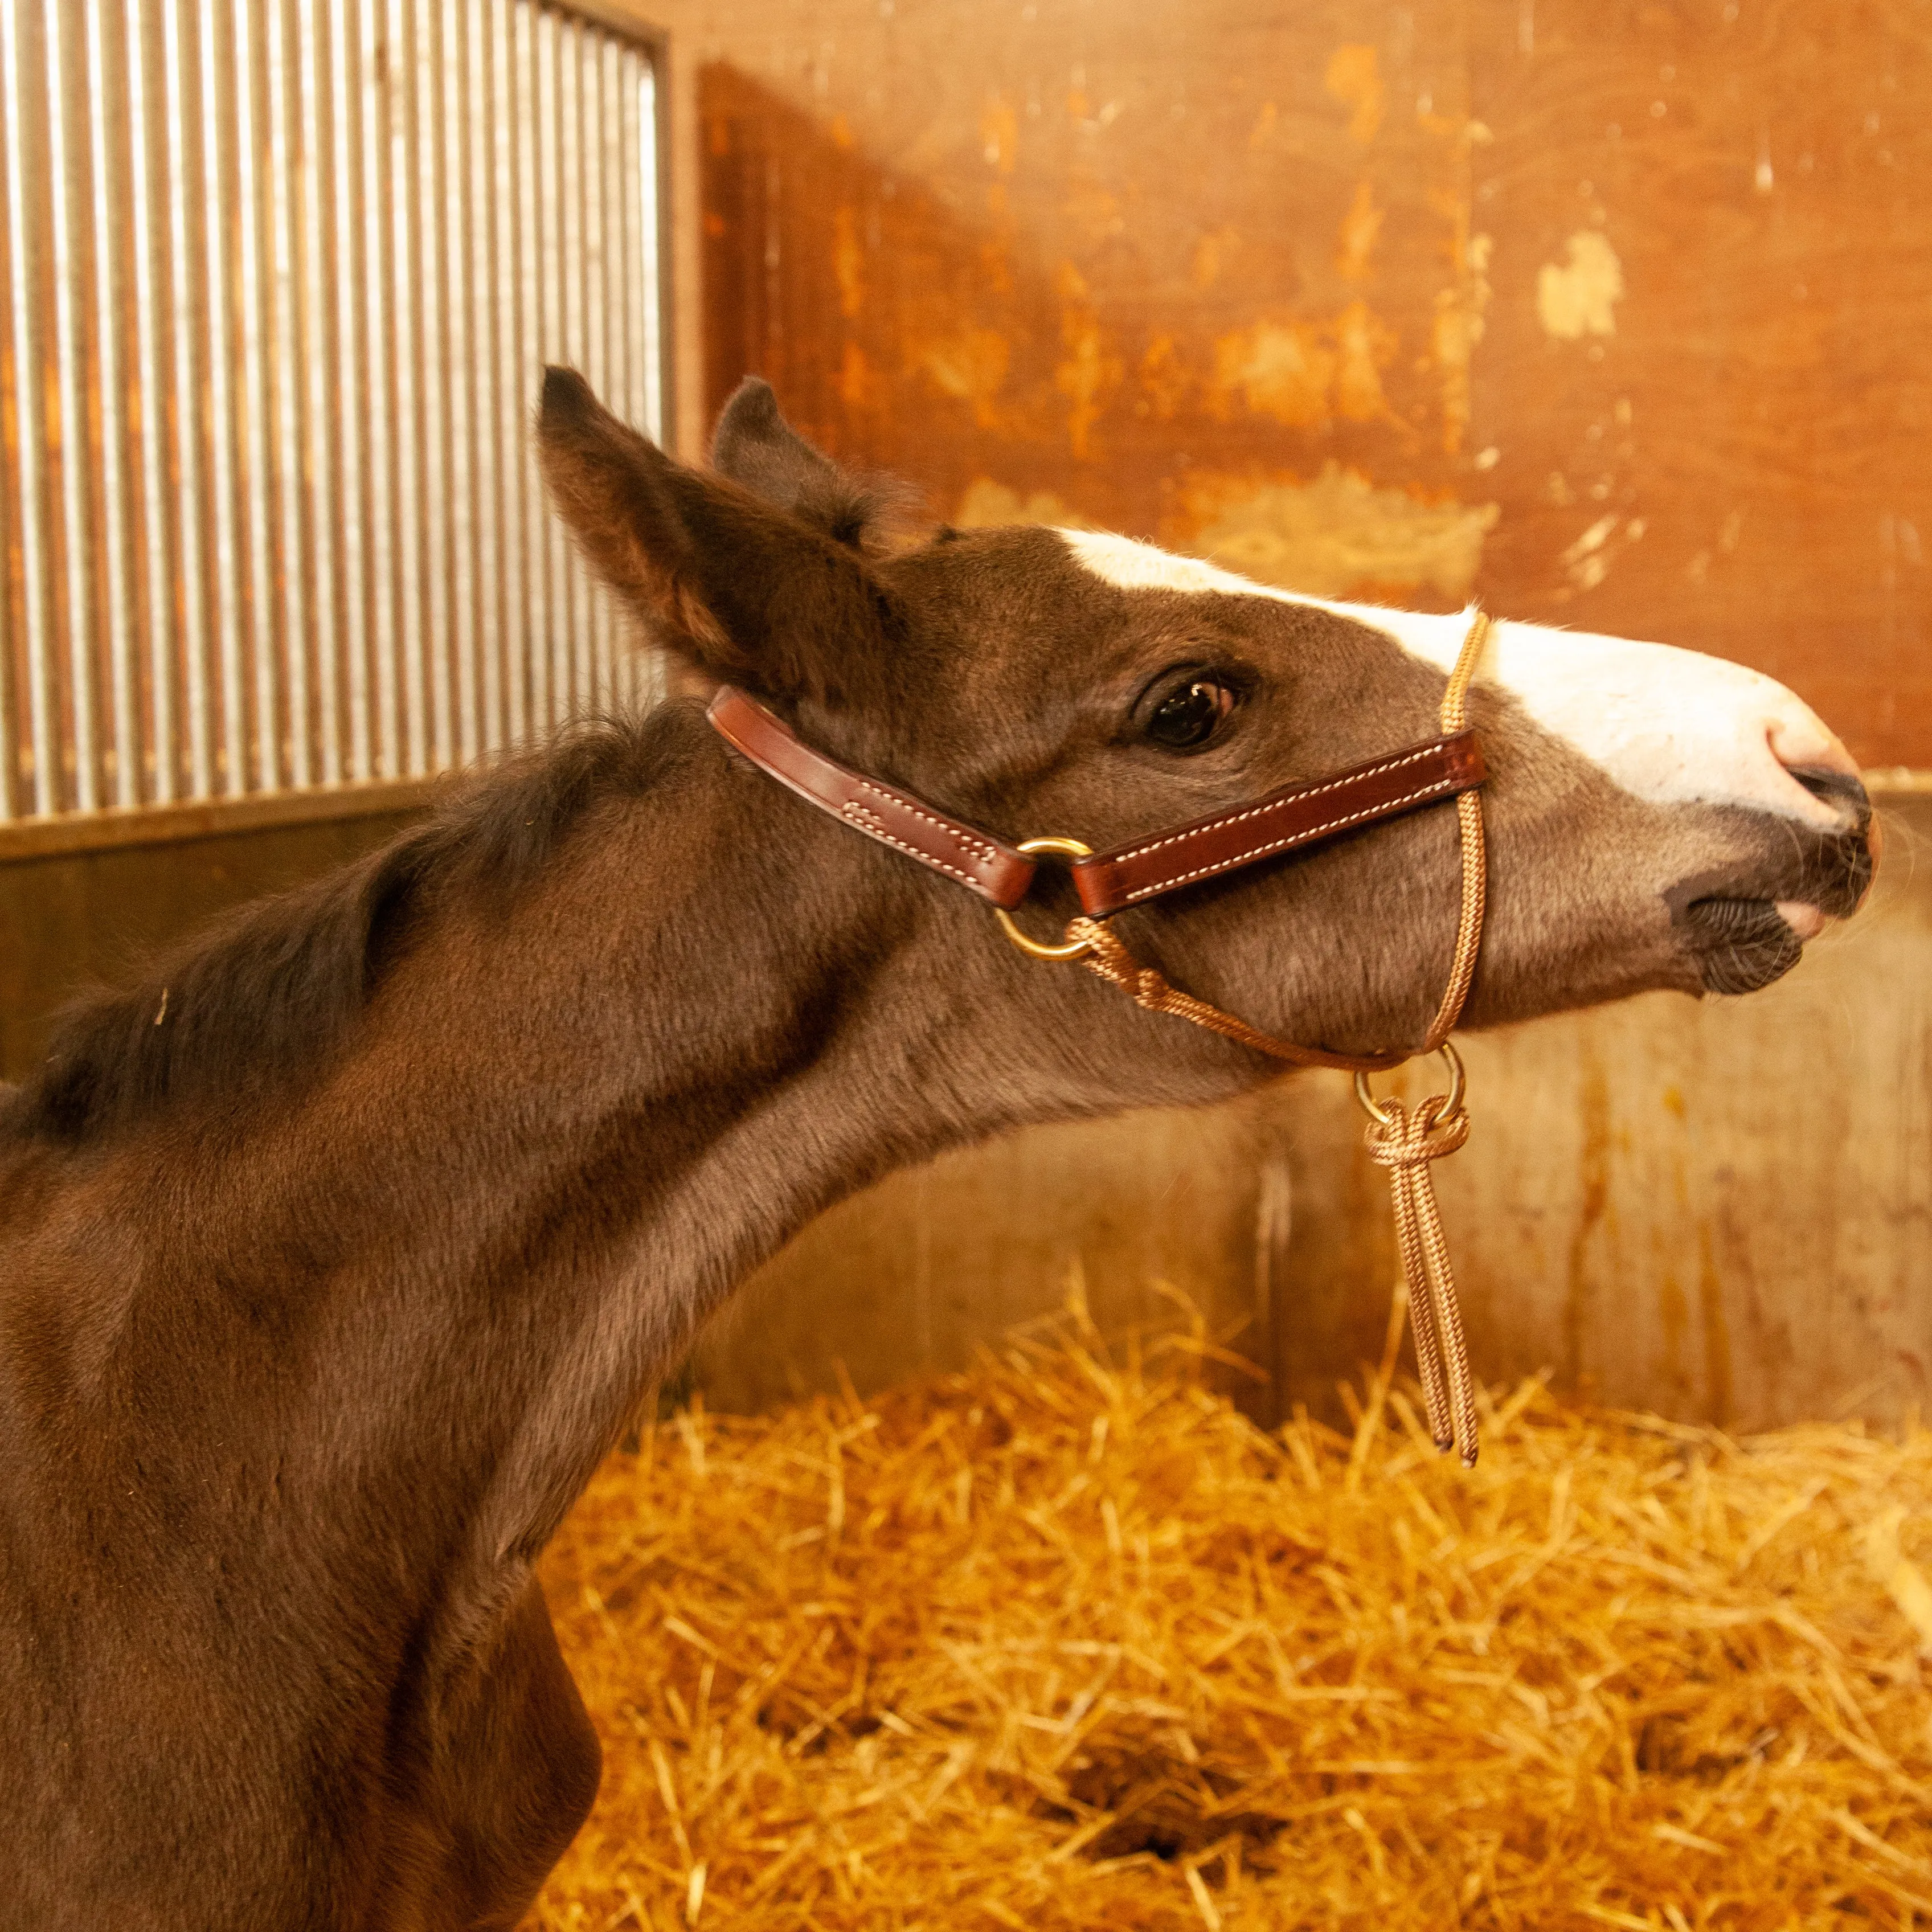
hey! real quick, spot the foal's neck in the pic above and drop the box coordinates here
[13,702,1255,1694]
[110,709,1229,1636]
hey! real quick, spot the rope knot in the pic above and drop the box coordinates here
[1358,1090,1480,1467]
[1073,918,1177,1005]
[1362,1096,1471,1168]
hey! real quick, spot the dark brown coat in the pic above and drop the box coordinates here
[0,375,1870,1928]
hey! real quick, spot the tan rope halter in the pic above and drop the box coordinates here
[1059,612,1492,1464]
[709,609,1495,1463]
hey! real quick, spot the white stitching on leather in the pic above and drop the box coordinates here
[842,802,982,887]
[1114,771,1466,903]
[850,778,1002,866]
[1107,742,1447,868]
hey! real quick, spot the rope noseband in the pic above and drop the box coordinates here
[708,611,1494,1464]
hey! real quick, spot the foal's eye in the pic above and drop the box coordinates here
[1144,675,1237,751]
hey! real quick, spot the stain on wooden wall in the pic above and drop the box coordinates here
[628,0,1932,766]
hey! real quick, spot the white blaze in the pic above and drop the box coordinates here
[1061,529,1856,832]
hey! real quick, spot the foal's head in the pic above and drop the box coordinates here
[538,370,1872,1063]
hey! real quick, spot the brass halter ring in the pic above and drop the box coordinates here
[993,837,1096,961]
[1354,1041,1466,1128]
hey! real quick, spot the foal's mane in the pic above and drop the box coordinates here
[9,711,678,1143]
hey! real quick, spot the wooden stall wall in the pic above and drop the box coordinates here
[585,0,1932,1426]
[6,2,1922,1432]
[653,0,1931,766]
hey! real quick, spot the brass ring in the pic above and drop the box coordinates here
[1354,1041,1466,1127]
[994,837,1096,961]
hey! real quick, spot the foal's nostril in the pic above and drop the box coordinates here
[1787,764,1872,822]
[1776,764,1879,914]
[1786,763,1876,879]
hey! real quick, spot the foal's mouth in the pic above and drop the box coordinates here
[1681,895,1810,994]
[1669,789,1876,996]
[1675,808,1874,995]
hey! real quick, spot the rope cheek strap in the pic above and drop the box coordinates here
[1060,611,1492,1465]
[706,609,1495,1466]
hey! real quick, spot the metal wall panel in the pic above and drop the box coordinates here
[0,0,668,825]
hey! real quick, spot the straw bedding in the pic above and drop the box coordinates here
[530,1311,1932,1931]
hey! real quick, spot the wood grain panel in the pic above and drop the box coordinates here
[1467,0,1932,764]
[626,0,1932,763]
[695,6,1495,593]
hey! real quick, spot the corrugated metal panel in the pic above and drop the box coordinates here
[0,0,667,826]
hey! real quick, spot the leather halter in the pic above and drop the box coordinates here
[708,608,1498,1468]
[706,690,1485,919]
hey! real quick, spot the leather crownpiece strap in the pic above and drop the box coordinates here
[1070,732,1487,918]
[707,686,1039,908]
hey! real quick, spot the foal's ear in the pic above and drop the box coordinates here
[711,377,910,554]
[536,367,899,701]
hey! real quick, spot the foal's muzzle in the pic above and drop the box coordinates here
[1672,780,1876,996]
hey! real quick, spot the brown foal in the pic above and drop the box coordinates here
[0,371,1872,1928]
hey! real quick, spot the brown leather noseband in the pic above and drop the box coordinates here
[708,608,1498,1467]
[706,686,1483,922]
